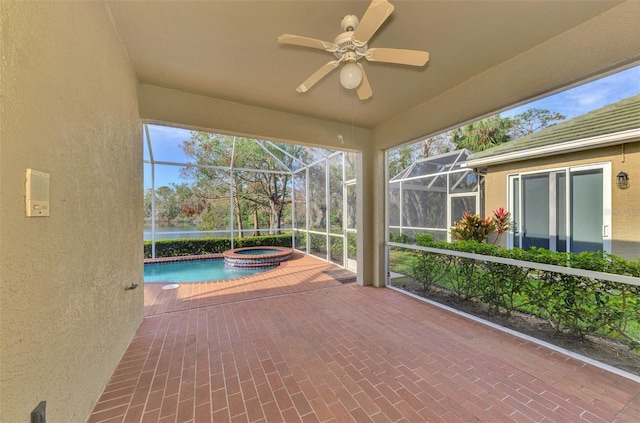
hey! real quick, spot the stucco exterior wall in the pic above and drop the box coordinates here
[0,2,143,422]
[484,141,640,260]
[140,84,374,152]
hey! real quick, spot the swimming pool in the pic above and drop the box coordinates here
[144,258,274,283]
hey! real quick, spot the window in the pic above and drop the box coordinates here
[508,163,611,254]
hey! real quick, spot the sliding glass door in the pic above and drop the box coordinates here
[509,164,610,254]
[571,169,604,253]
[521,174,550,250]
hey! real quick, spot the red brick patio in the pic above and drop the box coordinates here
[88,253,640,422]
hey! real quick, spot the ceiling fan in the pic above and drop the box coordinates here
[277,0,429,100]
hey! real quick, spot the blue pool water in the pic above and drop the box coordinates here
[144,259,273,283]
[236,249,280,255]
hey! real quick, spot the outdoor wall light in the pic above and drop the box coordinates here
[616,171,629,189]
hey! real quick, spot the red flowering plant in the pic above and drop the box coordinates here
[450,207,511,244]
[492,207,511,238]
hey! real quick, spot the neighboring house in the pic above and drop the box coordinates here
[465,94,640,261]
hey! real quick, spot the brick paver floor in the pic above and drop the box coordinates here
[89,253,640,422]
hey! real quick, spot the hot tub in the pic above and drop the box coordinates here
[222,246,294,268]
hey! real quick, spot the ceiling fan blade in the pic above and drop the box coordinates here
[365,48,429,66]
[296,60,341,93]
[356,63,372,100]
[352,0,395,45]
[278,34,337,51]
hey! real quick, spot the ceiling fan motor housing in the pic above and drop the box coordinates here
[333,32,368,59]
[341,14,359,31]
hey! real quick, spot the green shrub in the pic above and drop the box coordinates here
[347,232,357,259]
[144,234,292,258]
[407,237,640,345]
[481,255,531,316]
[390,232,415,244]
[409,250,452,293]
[309,233,327,256]
[415,233,433,246]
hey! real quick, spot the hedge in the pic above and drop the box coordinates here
[404,234,640,346]
[144,234,292,259]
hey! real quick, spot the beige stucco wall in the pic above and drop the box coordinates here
[0,2,143,422]
[484,141,640,260]
[140,84,374,152]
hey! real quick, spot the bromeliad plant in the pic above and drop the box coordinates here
[450,207,511,244]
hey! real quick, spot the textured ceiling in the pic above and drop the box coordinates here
[106,1,624,129]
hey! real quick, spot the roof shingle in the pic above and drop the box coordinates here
[467,93,640,161]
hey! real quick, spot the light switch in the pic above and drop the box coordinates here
[26,169,50,217]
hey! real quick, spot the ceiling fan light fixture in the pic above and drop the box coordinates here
[340,62,362,89]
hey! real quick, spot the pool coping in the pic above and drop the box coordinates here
[144,253,223,264]
[223,246,294,268]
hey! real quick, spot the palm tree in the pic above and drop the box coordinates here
[452,115,515,152]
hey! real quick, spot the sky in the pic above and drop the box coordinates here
[144,126,193,188]
[502,65,640,120]
[145,64,640,189]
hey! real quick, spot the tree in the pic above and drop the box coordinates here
[388,145,415,180]
[154,185,182,226]
[451,109,565,152]
[179,133,302,236]
[307,162,327,231]
[452,115,515,152]
[509,108,565,138]
[174,183,204,218]
[388,133,455,179]
[143,188,153,219]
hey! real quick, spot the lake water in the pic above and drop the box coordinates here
[144,227,228,241]
[144,227,293,241]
